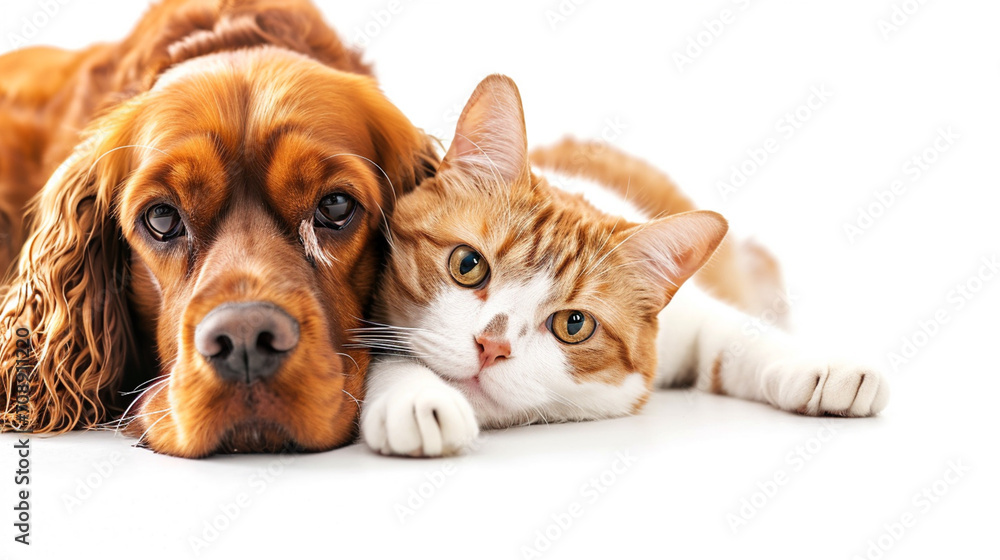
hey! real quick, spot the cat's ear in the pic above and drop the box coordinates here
[441,74,529,183]
[621,211,729,308]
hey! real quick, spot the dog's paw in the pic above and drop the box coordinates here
[361,383,479,457]
[761,358,889,417]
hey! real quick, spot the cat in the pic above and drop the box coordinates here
[358,74,889,457]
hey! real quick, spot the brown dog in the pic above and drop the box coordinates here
[0,0,436,457]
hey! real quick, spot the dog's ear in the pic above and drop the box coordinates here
[361,83,440,210]
[370,124,439,206]
[0,118,137,433]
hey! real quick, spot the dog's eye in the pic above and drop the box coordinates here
[315,193,357,229]
[144,204,185,241]
[547,310,597,344]
[448,245,490,288]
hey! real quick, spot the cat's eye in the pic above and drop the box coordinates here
[144,204,185,241]
[315,193,357,229]
[448,245,490,288]
[547,309,597,344]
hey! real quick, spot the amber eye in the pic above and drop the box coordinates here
[315,193,357,229]
[144,204,185,241]
[547,310,597,344]
[448,245,490,288]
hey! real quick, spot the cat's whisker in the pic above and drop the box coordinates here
[349,319,432,333]
[348,333,419,342]
[344,342,432,360]
[546,390,588,415]
[345,343,411,352]
[349,341,411,349]
[349,330,414,337]
[366,351,426,359]
[349,336,412,344]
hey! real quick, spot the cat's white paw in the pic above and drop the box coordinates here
[362,383,480,457]
[761,358,889,417]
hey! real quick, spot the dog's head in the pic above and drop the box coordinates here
[0,47,435,457]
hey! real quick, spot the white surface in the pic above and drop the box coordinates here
[2,1,999,559]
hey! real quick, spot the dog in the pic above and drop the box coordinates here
[0,0,436,457]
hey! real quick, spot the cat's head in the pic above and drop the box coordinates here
[372,75,727,426]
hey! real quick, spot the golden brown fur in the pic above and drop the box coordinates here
[0,0,435,457]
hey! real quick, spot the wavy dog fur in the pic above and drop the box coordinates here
[0,0,436,456]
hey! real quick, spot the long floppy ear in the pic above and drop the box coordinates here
[0,124,137,433]
[440,74,530,184]
[366,108,439,206]
[620,210,729,310]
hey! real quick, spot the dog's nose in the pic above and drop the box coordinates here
[194,302,300,383]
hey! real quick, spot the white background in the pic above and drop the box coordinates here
[2,0,999,559]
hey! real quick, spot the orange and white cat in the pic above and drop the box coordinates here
[359,75,888,457]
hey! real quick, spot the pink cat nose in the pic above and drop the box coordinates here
[475,334,511,369]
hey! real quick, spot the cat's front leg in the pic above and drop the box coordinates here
[657,285,889,417]
[361,359,480,457]
[758,357,889,417]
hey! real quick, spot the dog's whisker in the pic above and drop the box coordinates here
[134,409,172,448]
[119,374,170,396]
[336,352,361,375]
[342,389,363,411]
[114,379,171,434]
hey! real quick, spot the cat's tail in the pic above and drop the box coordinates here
[530,138,788,327]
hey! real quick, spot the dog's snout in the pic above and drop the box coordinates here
[194,302,300,383]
